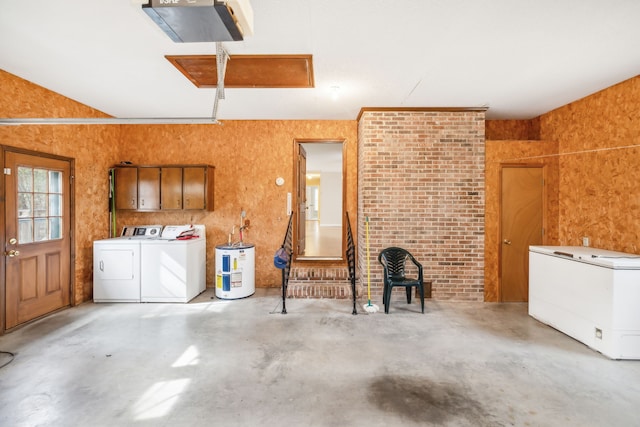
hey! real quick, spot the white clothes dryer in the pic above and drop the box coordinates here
[93,237,141,302]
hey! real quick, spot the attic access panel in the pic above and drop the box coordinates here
[166,55,314,88]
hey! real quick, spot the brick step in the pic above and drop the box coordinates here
[287,266,360,299]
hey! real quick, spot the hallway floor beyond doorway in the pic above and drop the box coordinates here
[302,221,342,258]
[0,289,639,426]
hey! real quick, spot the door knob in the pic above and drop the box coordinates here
[4,249,20,257]
[503,239,512,245]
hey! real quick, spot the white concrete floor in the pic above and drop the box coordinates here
[1,288,639,426]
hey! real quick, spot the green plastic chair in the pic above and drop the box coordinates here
[378,247,425,314]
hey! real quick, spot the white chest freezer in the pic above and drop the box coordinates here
[529,245,640,359]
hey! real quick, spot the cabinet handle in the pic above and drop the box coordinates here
[141,199,144,207]
[503,239,512,245]
[185,198,189,207]
[100,260,104,271]
[131,198,135,207]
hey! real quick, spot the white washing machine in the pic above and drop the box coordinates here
[140,225,206,303]
[93,225,162,302]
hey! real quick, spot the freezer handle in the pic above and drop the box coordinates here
[553,251,574,258]
[99,260,104,271]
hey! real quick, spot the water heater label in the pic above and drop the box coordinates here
[231,272,243,288]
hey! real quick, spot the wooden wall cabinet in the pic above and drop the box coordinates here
[114,166,160,211]
[183,166,209,210]
[138,167,161,211]
[114,167,138,210]
[161,167,183,210]
[114,165,214,211]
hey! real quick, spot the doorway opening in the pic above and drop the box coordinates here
[294,139,345,260]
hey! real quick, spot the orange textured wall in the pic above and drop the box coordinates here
[539,76,640,253]
[116,121,358,288]
[485,119,540,141]
[484,140,559,302]
[0,70,119,304]
[1,70,357,302]
[6,65,637,306]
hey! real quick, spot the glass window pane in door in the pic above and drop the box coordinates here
[49,194,62,216]
[19,219,33,243]
[34,169,47,192]
[49,217,62,239]
[34,218,48,241]
[34,193,47,217]
[18,167,33,192]
[49,171,62,193]
[18,193,33,218]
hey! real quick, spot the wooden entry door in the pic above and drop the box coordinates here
[4,151,72,330]
[500,165,544,302]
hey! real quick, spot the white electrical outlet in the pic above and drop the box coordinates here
[582,236,590,247]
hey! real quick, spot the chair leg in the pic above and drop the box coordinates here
[382,282,387,308]
[406,287,412,304]
[384,286,391,314]
[419,284,424,313]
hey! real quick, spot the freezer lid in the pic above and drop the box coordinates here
[529,245,640,269]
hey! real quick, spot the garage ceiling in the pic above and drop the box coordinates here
[0,0,639,122]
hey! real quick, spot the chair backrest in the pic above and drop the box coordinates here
[378,247,410,279]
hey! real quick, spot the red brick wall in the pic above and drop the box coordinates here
[358,110,485,302]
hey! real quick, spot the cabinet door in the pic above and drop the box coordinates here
[183,167,206,210]
[161,167,183,210]
[115,167,137,210]
[138,167,160,211]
